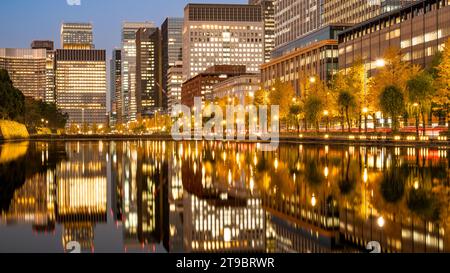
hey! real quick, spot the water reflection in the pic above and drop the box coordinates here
[0,141,449,253]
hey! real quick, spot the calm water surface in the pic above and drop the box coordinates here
[0,140,449,253]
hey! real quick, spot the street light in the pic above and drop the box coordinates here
[375,59,386,68]
[363,107,369,134]
[309,76,316,84]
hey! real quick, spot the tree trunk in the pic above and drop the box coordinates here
[422,111,426,137]
[415,114,420,138]
[359,114,362,133]
[346,108,351,133]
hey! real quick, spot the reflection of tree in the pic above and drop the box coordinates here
[407,188,441,222]
[338,153,356,196]
[380,160,407,204]
[0,142,64,212]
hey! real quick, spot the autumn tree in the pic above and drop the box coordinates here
[435,38,450,131]
[379,85,405,132]
[407,71,435,136]
[269,79,295,121]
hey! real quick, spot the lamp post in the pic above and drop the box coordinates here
[363,107,369,134]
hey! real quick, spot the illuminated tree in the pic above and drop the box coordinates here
[407,71,435,136]
[379,85,405,132]
[435,38,450,131]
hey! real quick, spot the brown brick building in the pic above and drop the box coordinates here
[181,65,246,108]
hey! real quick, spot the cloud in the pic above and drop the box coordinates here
[67,0,81,6]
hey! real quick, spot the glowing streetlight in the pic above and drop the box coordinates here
[375,59,386,68]
[309,76,316,84]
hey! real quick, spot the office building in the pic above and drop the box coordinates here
[250,0,275,62]
[322,0,418,26]
[0,48,47,100]
[161,17,183,108]
[121,21,155,122]
[61,22,94,49]
[181,65,247,108]
[167,62,183,113]
[261,25,343,95]
[31,40,56,104]
[338,0,450,74]
[136,27,162,117]
[213,74,260,105]
[274,0,322,49]
[183,4,265,80]
[55,49,107,126]
[110,49,122,125]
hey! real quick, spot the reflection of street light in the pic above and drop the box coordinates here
[311,194,317,207]
[377,216,385,228]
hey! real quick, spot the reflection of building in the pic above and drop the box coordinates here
[31,40,56,104]
[121,22,155,122]
[61,22,94,50]
[0,48,47,100]
[168,147,184,253]
[213,74,260,105]
[181,65,247,108]
[136,27,162,117]
[338,0,450,73]
[116,142,169,250]
[55,49,107,126]
[184,194,265,253]
[183,3,264,80]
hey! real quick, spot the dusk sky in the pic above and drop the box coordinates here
[0,0,245,53]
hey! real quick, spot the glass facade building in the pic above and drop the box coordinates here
[121,22,155,122]
[162,17,183,110]
[338,0,450,73]
[167,62,183,113]
[110,49,122,125]
[249,0,276,63]
[136,27,162,117]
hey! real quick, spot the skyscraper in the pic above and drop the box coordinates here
[60,23,94,50]
[322,0,418,26]
[110,49,122,125]
[0,48,47,100]
[55,49,107,126]
[249,0,275,63]
[31,40,56,104]
[274,0,322,49]
[167,62,183,114]
[121,21,155,122]
[161,17,183,110]
[136,27,162,117]
[183,4,265,81]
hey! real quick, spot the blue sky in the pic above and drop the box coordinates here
[0,0,245,53]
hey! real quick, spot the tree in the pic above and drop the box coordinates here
[337,90,356,132]
[435,38,450,131]
[370,47,420,99]
[379,85,405,132]
[289,103,302,132]
[269,79,295,121]
[407,71,435,136]
[304,95,324,132]
[0,69,25,120]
